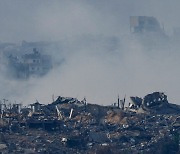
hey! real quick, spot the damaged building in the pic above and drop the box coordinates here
[7,48,52,79]
[130,16,164,34]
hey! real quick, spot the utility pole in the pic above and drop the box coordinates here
[118,95,120,108]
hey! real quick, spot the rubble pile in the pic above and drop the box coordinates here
[105,110,125,125]
[129,92,180,114]
[0,92,179,153]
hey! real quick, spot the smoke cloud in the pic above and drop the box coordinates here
[0,0,180,105]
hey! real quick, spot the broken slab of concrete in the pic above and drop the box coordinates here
[129,92,180,114]
[142,92,168,110]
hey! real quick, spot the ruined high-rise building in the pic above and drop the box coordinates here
[130,16,164,34]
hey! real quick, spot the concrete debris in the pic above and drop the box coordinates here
[0,92,179,153]
[142,92,168,110]
[129,92,180,114]
[129,96,142,109]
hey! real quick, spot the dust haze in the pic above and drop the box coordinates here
[0,0,180,105]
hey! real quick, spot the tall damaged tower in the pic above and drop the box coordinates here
[130,16,164,34]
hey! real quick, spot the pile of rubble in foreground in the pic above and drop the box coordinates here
[0,92,179,154]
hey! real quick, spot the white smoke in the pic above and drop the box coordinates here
[0,1,180,105]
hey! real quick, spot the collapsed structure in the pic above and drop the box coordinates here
[0,92,179,153]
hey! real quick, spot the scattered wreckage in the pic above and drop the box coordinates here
[129,92,180,114]
[0,92,179,153]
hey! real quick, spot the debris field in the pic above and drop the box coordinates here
[0,92,179,154]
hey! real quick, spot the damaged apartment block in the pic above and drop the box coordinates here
[6,48,52,79]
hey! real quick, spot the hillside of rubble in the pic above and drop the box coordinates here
[0,92,179,154]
